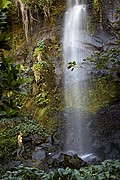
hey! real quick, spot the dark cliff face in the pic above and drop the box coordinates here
[86,0,120,160]
[90,101,120,160]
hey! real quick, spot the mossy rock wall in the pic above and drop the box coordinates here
[7,0,65,128]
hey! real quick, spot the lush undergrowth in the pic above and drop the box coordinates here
[0,117,49,160]
[1,160,120,180]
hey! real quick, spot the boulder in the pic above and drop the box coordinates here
[32,147,45,161]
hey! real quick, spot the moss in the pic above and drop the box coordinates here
[0,128,17,159]
[84,80,117,114]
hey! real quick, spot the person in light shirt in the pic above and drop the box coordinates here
[17,131,24,157]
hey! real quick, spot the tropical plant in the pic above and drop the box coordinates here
[0,0,11,28]
[33,40,46,62]
[0,0,11,10]
[0,53,30,117]
[2,160,120,179]
[32,61,50,71]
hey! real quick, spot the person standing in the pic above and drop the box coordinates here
[17,131,24,157]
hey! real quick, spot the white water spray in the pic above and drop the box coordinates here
[63,0,92,156]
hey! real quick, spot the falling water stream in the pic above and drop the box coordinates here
[63,0,93,157]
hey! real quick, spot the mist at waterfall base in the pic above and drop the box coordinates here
[62,2,95,161]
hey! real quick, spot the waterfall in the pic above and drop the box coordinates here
[63,0,93,156]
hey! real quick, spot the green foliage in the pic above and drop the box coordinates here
[32,60,50,84]
[0,0,11,10]
[84,43,120,80]
[83,8,120,83]
[79,160,120,180]
[37,40,46,51]
[0,128,16,159]
[0,53,29,117]
[33,40,46,58]
[32,61,50,71]
[0,33,10,50]
[0,117,49,159]
[68,61,77,71]
[0,0,30,118]
[13,118,48,137]
[0,0,11,27]
[68,40,120,81]
[0,12,7,26]
[36,90,49,106]
[2,160,120,179]
[32,41,50,85]
[2,164,53,179]
[84,76,117,113]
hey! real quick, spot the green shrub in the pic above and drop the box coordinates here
[2,160,120,180]
[2,164,52,180]
[0,117,49,159]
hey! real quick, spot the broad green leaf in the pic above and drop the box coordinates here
[0,0,11,10]
[68,65,72,69]
[73,61,77,65]
[11,80,17,86]
[0,111,6,116]
[5,56,12,63]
